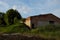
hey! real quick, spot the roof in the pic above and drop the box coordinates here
[30,13,55,17]
[26,13,60,22]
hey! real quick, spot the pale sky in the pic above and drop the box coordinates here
[0,0,60,18]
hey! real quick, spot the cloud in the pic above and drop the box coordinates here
[30,0,60,17]
[45,0,60,7]
[30,0,60,10]
[40,8,60,18]
[52,9,60,17]
[0,0,60,18]
[18,5,32,14]
[12,5,17,10]
[0,1,9,12]
[0,1,9,8]
[11,0,60,18]
[12,4,32,14]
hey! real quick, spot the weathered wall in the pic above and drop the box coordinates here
[24,17,31,28]
[37,21,49,27]
[25,14,60,28]
[30,14,60,28]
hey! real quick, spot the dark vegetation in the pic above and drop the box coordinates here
[0,9,60,40]
[0,12,6,26]
[0,9,22,25]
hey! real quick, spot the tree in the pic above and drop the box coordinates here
[6,9,22,25]
[0,12,6,25]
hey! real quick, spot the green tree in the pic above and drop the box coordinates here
[6,9,22,25]
[0,12,6,25]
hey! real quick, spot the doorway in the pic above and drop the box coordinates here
[31,24,34,28]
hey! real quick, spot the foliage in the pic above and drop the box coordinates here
[0,12,6,26]
[31,24,60,38]
[0,23,28,34]
[6,9,22,25]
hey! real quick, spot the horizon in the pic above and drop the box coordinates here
[0,0,60,18]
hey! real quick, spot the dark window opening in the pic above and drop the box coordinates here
[32,24,34,28]
[49,21,55,24]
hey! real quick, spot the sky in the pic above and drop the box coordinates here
[0,0,60,18]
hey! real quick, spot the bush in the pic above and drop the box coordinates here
[3,23,29,33]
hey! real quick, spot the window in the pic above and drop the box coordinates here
[49,21,55,24]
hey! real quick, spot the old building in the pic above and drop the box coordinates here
[24,13,60,28]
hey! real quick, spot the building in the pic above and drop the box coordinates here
[24,13,60,28]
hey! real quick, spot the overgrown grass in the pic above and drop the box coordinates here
[0,23,29,33]
[0,24,60,39]
[28,24,60,39]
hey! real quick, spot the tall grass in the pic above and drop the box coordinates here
[0,24,60,39]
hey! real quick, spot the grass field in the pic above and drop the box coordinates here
[0,24,60,40]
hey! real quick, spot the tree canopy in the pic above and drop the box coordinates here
[0,12,6,25]
[6,9,22,25]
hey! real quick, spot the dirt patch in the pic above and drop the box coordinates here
[0,34,56,40]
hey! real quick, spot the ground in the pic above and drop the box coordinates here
[0,23,60,40]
